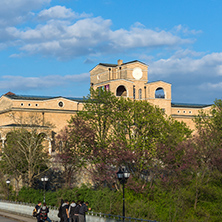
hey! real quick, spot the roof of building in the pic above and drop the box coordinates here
[171,102,212,108]
[0,123,50,128]
[3,93,84,102]
[99,60,147,67]
[90,60,147,71]
[146,80,171,85]
[98,63,117,67]
[2,93,212,109]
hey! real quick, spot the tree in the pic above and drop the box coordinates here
[156,100,222,210]
[54,116,95,188]
[66,88,192,187]
[0,113,51,188]
[194,99,222,148]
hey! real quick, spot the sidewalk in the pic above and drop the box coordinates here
[0,210,36,222]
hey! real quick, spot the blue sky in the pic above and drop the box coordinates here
[0,0,222,104]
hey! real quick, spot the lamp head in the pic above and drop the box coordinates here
[116,166,130,184]
[41,176,49,182]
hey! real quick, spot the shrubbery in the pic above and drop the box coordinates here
[13,181,222,221]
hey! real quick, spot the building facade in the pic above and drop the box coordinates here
[0,59,212,153]
[90,59,212,129]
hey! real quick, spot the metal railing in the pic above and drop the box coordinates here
[87,210,158,222]
[0,200,158,222]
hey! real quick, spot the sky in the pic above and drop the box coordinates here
[0,0,222,104]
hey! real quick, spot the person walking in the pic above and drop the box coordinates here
[61,199,69,222]
[35,201,42,222]
[39,202,51,222]
[78,201,91,222]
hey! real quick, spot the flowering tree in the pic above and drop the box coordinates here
[60,88,192,189]
[54,116,96,188]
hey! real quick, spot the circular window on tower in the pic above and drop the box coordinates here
[58,101,64,107]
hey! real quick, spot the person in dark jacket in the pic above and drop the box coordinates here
[35,201,42,222]
[69,200,76,222]
[74,200,81,222]
[39,202,51,222]
[78,201,91,222]
[58,199,64,222]
[61,199,69,222]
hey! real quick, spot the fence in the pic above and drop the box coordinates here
[0,200,158,222]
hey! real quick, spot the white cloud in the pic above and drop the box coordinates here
[0,0,51,26]
[172,49,204,59]
[199,82,222,90]
[38,5,91,20]
[172,24,202,35]
[38,5,76,20]
[0,3,203,61]
[215,65,222,75]
[3,15,193,59]
[7,20,69,40]
[149,52,222,78]
[0,73,89,91]
[0,0,50,12]
[145,51,222,103]
[110,26,192,49]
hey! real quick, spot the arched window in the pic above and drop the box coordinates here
[138,89,142,99]
[116,85,127,97]
[155,87,165,99]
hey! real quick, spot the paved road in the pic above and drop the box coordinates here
[0,211,35,222]
[0,215,18,222]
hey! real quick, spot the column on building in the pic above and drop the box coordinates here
[1,137,6,149]
[47,137,53,155]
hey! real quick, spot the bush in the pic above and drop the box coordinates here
[15,181,222,222]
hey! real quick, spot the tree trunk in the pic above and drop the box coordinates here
[194,178,198,210]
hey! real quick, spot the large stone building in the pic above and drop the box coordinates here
[0,59,212,153]
[90,59,212,128]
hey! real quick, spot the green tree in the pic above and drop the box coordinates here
[156,99,222,210]
[194,99,222,147]
[191,99,222,209]
[0,113,51,188]
[72,88,192,187]
[112,97,192,172]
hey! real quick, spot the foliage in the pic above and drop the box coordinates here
[75,88,192,187]
[194,99,222,148]
[53,118,91,188]
[14,181,222,221]
[0,113,50,188]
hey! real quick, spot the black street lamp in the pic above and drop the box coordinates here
[41,176,48,203]
[116,166,130,221]
[6,179,10,200]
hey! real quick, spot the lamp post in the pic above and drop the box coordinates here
[6,179,10,200]
[116,166,130,221]
[41,176,48,203]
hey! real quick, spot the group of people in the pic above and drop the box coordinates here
[34,199,90,222]
[34,201,51,222]
[58,199,91,222]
